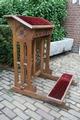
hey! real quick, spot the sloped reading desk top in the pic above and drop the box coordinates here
[4,15,54,29]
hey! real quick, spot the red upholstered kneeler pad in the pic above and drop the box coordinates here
[48,73,73,101]
[18,16,52,25]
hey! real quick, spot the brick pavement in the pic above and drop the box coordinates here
[0,53,80,120]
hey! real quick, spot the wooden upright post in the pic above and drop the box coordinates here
[20,42,25,86]
[33,40,36,75]
[45,35,52,74]
[40,39,44,72]
[13,34,19,87]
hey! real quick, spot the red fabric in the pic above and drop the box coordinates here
[48,73,73,100]
[18,16,52,25]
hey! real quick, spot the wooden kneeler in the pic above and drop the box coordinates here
[47,73,73,104]
[5,15,74,105]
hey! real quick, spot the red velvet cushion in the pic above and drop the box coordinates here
[48,73,73,100]
[18,16,52,25]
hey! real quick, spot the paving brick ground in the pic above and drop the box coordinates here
[0,52,80,120]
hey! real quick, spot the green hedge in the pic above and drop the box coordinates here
[0,0,67,41]
[0,25,13,66]
[0,0,67,66]
[23,0,67,41]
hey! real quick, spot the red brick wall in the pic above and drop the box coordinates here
[64,0,80,52]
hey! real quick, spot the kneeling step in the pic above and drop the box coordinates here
[48,73,73,103]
